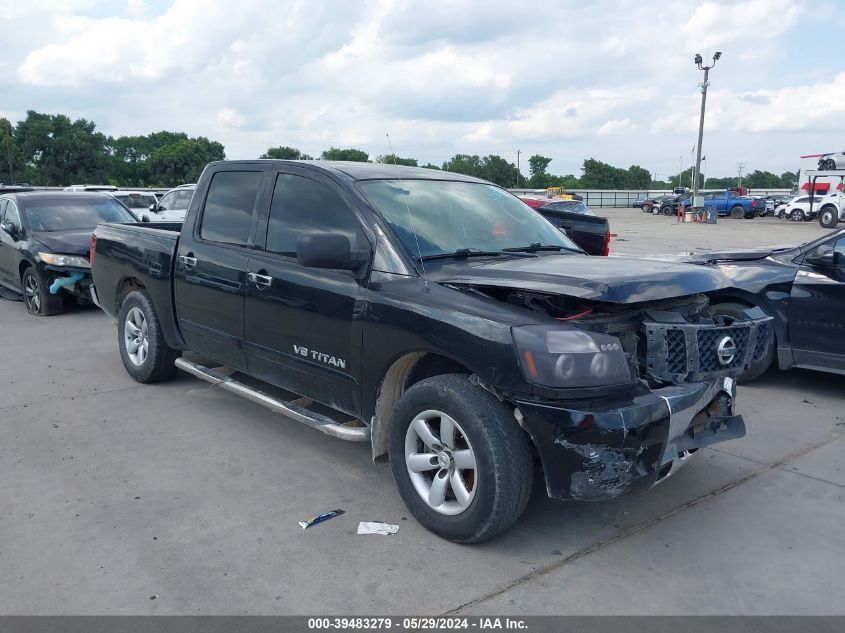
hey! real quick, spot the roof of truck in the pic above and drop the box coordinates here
[207,160,488,184]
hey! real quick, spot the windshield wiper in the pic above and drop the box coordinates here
[502,242,581,254]
[418,248,504,261]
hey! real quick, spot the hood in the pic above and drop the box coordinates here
[435,254,733,303]
[31,230,92,257]
[682,245,798,264]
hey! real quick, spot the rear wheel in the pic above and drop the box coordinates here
[709,302,774,383]
[730,206,744,219]
[388,374,533,543]
[790,209,804,222]
[22,267,63,316]
[819,207,839,229]
[118,290,180,383]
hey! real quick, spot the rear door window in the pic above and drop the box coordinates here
[199,171,263,247]
[174,189,194,209]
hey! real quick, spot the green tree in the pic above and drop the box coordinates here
[0,117,22,183]
[146,137,225,186]
[442,154,484,178]
[527,154,552,188]
[320,147,369,162]
[376,154,418,166]
[420,163,441,170]
[260,146,312,160]
[624,165,652,189]
[580,158,621,189]
[479,155,520,187]
[15,111,109,186]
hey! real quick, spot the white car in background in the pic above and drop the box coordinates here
[108,191,158,219]
[777,194,834,221]
[142,183,195,222]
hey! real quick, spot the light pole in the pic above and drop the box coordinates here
[737,162,745,188]
[692,51,721,215]
[516,149,521,188]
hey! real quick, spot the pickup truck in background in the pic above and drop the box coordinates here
[702,191,761,219]
[518,195,610,255]
[91,160,772,542]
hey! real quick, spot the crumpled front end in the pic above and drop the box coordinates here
[513,376,743,501]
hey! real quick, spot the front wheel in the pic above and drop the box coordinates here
[388,374,533,543]
[118,290,180,383]
[819,207,839,229]
[730,206,745,219]
[22,267,63,316]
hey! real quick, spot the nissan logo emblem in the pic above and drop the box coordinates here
[717,336,737,366]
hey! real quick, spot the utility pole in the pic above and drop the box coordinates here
[702,156,707,189]
[737,162,745,188]
[692,51,721,215]
[516,149,521,188]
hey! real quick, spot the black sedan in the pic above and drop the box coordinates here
[684,229,845,381]
[0,191,137,315]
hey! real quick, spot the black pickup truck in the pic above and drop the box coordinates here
[91,160,773,543]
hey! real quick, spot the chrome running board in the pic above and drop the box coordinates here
[174,358,370,442]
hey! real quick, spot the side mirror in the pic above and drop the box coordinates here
[805,245,836,267]
[149,203,159,213]
[0,220,16,237]
[297,234,362,270]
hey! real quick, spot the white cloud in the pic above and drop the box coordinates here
[2,0,834,177]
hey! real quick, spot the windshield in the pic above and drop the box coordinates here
[359,180,579,258]
[114,194,156,209]
[22,198,137,231]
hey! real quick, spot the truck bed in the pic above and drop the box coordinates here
[91,222,183,348]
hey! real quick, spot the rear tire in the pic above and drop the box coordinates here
[709,302,774,383]
[118,290,180,383]
[388,374,533,543]
[819,207,839,229]
[730,206,744,219]
[661,205,674,216]
[790,209,804,222]
[22,267,63,316]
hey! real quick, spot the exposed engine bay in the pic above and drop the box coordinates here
[453,284,773,388]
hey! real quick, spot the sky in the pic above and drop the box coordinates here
[1,0,844,180]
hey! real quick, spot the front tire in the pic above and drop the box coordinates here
[819,207,839,229]
[388,374,533,543]
[22,267,63,316]
[709,302,774,383]
[118,290,179,383]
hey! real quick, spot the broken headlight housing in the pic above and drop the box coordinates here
[512,325,632,389]
[38,252,90,268]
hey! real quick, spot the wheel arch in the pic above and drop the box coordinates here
[114,276,147,314]
[370,351,473,461]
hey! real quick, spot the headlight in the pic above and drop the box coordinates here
[512,325,631,389]
[38,252,90,268]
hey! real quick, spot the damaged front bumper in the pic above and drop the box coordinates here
[513,377,743,501]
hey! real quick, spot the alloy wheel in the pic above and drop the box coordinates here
[404,410,477,516]
[123,306,149,366]
[24,274,41,313]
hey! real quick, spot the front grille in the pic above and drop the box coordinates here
[697,327,750,372]
[752,321,773,361]
[665,329,688,375]
[643,312,773,384]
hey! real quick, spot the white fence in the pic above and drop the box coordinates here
[509,188,794,208]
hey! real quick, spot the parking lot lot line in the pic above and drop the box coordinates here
[447,430,843,615]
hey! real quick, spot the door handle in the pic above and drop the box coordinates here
[247,272,273,288]
[178,254,197,268]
